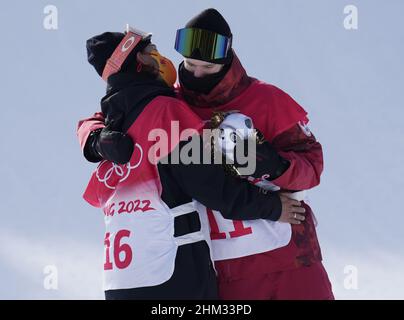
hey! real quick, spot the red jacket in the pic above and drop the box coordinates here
[178,51,324,279]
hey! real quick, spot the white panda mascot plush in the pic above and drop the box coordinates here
[216,113,255,162]
[213,112,281,192]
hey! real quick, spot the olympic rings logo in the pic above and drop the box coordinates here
[96,143,143,190]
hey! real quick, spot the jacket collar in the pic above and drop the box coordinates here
[179,50,254,108]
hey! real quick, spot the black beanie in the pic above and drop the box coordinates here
[86,31,150,77]
[184,8,233,64]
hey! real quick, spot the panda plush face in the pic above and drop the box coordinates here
[216,113,255,162]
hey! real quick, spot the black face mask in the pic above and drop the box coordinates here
[179,60,231,94]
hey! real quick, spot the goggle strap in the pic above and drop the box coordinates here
[102,27,150,81]
[126,24,152,40]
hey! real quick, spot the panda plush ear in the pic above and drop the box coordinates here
[245,118,253,129]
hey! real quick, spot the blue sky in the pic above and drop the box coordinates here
[0,0,403,299]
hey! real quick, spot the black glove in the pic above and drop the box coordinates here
[253,140,290,180]
[84,128,134,164]
[233,136,290,181]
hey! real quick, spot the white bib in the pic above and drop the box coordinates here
[194,191,307,261]
[102,182,209,290]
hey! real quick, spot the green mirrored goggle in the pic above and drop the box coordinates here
[174,28,232,61]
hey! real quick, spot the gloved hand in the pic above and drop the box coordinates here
[84,128,134,164]
[230,133,289,180]
[250,139,290,180]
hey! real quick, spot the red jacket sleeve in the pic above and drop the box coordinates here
[76,112,105,151]
[270,122,324,190]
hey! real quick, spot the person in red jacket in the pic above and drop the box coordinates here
[171,8,334,300]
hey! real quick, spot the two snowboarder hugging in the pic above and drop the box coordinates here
[78,8,333,300]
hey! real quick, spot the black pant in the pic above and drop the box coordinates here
[105,241,218,300]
